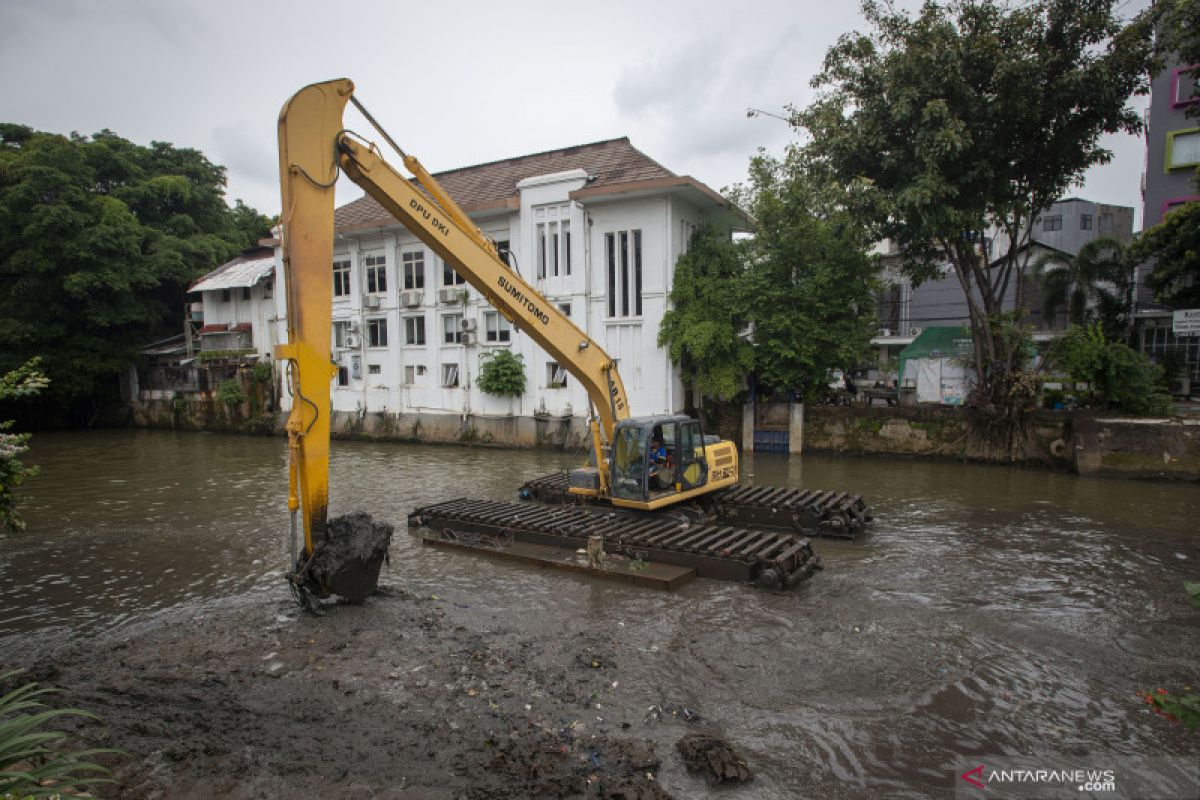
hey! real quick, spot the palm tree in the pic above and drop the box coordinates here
[1033,237,1135,342]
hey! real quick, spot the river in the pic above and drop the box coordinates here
[2,429,1198,797]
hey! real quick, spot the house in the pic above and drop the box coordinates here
[276,137,748,445]
[189,246,278,360]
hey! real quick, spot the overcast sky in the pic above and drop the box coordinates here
[0,0,1154,230]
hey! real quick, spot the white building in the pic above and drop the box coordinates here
[276,137,747,445]
[190,246,278,358]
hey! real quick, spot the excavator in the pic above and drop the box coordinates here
[276,79,865,599]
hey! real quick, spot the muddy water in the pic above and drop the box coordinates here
[3,429,1199,797]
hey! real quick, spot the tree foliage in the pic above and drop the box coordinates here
[1156,0,1200,117]
[1033,236,1135,341]
[1048,323,1172,415]
[1137,201,1200,309]
[0,358,48,532]
[0,124,273,422]
[797,0,1154,446]
[658,226,754,400]
[476,349,525,398]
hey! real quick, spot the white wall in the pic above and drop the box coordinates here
[198,280,277,358]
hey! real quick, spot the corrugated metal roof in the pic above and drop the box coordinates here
[190,249,275,293]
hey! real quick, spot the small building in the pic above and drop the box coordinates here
[897,327,974,405]
[188,246,278,360]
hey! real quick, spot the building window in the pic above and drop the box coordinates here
[337,366,349,387]
[367,363,381,375]
[484,311,511,343]
[241,286,251,301]
[366,318,387,348]
[333,320,354,348]
[558,302,571,318]
[1166,128,1200,171]
[546,362,567,388]
[442,262,466,287]
[404,315,426,346]
[442,313,463,344]
[605,229,643,318]
[1098,213,1113,233]
[404,364,426,385]
[402,250,424,290]
[364,253,387,294]
[1080,214,1092,230]
[441,363,459,387]
[1172,65,1198,107]
[333,257,351,297]
[536,220,571,279]
[1162,196,1200,219]
[263,280,273,299]
[1042,215,1062,232]
[221,289,231,303]
[495,239,511,267]
[680,220,699,254]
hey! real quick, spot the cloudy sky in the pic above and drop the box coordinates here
[0,0,1154,229]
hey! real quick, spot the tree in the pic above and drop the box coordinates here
[734,147,878,401]
[1033,237,1136,341]
[0,125,273,424]
[0,359,48,532]
[658,226,754,403]
[1048,323,1171,415]
[476,349,526,398]
[798,0,1154,449]
[1138,201,1200,309]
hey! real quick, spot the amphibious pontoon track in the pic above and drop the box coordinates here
[409,498,822,589]
[517,473,872,539]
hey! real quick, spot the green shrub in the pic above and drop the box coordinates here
[0,670,118,797]
[250,361,273,384]
[1048,324,1172,415]
[216,379,246,406]
[477,350,525,398]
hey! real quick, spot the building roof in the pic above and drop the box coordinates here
[334,137,735,231]
[190,247,275,293]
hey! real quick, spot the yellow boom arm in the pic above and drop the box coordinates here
[276,78,629,557]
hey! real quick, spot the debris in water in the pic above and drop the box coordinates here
[310,512,394,603]
[675,733,752,785]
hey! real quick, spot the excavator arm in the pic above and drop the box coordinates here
[276,78,629,564]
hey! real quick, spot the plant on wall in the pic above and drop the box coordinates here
[216,378,246,406]
[477,350,525,398]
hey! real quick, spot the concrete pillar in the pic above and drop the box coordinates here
[742,401,755,453]
[789,402,804,454]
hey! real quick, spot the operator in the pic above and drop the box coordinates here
[648,436,668,489]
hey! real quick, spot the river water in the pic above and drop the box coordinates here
[2,429,1199,796]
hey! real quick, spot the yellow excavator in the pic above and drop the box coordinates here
[276,79,744,600]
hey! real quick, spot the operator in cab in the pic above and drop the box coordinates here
[648,435,668,490]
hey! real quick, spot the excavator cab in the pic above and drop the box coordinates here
[610,415,711,503]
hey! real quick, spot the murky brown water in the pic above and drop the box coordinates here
[3,429,1198,797]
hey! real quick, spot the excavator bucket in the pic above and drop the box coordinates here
[298,512,394,605]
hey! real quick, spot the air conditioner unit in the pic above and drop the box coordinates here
[908,326,922,336]
[401,289,422,307]
[437,288,460,304]
[461,318,478,332]
[460,332,476,346]
[363,294,381,309]
[877,327,892,337]
[344,333,360,349]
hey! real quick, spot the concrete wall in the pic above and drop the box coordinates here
[1073,416,1200,479]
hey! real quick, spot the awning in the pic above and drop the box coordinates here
[190,254,274,293]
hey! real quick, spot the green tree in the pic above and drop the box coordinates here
[658,226,754,402]
[797,0,1154,448]
[1033,237,1135,341]
[0,359,48,532]
[476,349,525,398]
[1048,323,1172,415]
[0,125,273,424]
[734,147,878,400]
[1137,201,1200,308]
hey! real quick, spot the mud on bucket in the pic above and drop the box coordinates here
[310,512,394,603]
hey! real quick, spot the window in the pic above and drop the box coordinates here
[605,229,643,318]
[680,220,699,254]
[333,257,351,297]
[404,364,427,385]
[263,280,273,299]
[484,311,511,343]
[402,250,424,290]
[404,315,426,345]
[1166,128,1200,171]
[1042,215,1062,232]
[495,239,511,267]
[364,253,387,294]
[1080,214,1092,230]
[546,362,567,388]
[221,289,231,303]
[442,262,466,287]
[441,363,459,387]
[535,207,570,278]
[241,286,251,301]
[1172,65,1198,107]
[366,318,387,348]
[442,313,463,344]
[1098,213,1113,233]
[337,366,349,387]
[558,302,571,318]
[333,320,353,348]
[367,364,381,375]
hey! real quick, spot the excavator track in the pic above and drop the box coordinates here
[517,472,872,539]
[409,498,822,589]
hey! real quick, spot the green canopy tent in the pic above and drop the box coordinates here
[898,327,973,404]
